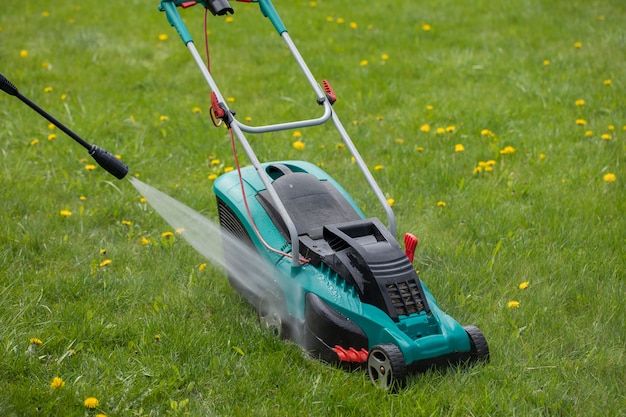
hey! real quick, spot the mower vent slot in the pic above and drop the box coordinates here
[217,199,254,247]
[386,279,426,316]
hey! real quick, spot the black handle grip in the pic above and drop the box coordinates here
[89,145,129,180]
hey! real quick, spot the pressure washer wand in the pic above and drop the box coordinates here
[0,72,128,180]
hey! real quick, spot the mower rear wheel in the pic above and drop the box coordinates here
[463,325,490,363]
[367,344,407,391]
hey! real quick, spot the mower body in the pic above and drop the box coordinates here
[214,160,479,376]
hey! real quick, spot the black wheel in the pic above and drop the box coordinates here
[367,344,407,391]
[258,292,285,338]
[463,325,490,363]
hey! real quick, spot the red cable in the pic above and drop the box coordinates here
[228,128,308,264]
[204,8,211,72]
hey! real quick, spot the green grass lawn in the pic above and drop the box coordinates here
[1,0,624,415]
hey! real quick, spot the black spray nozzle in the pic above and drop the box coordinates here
[0,72,129,180]
[205,0,234,16]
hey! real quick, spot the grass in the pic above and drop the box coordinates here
[1,0,624,415]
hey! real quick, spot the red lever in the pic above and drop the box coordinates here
[180,1,197,8]
[210,92,225,118]
[333,346,368,363]
[322,80,336,104]
[404,233,418,263]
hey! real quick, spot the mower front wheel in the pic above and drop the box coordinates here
[463,325,490,363]
[257,292,285,338]
[367,344,407,391]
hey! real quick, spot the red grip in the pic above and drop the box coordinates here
[322,79,336,104]
[210,92,225,118]
[404,233,418,263]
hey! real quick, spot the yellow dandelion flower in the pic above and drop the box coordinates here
[326,16,334,22]
[481,129,494,137]
[245,116,253,122]
[199,263,207,272]
[386,198,395,207]
[507,300,520,308]
[539,153,546,159]
[604,79,611,86]
[225,16,234,23]
[96,414,107,417]
[437,201,446,207]
[139,197,147,203]
[422,24,432,31]
[350,22,358,29]
[41,62,51,69]
[359,59,368,66]
[420,124,431,133]
[415,146,424,152]
[607,125,615,131]
[603,173,616,183]
[30,338,43,345]
[293,140,305,151]
[192,106,201,114]
[79,196,86,201]
[381,53,389,61]
[500,146,516,155]
[141,237,151,245]
[48,123,56,129]
[159,115,169,122]
[543,59,550,66]
[484,165,494,172]
[60,93,67,100]
[47,133,56,141]
[226,97,235,103]
[574,41,582,48]
[446,126,456,133]
[337,17,345,24]
[575,99,585,106]
[42,11,50,17]
[210,158,221,166]
[601,133,611,140]
[585,130,593,137]
[374,165,384,171]
[518,281,530,290]
[59,210,72,218]
[224,166,234,173]
[20,49,28,58]
[158,33,168,41]
[100,248,107,255]
[454,144,465,153]
[121,220,132,226]
[208,173,218,180]
[99,259,112,267]
[436,127,445,135]
[473,166,483,174]
[426,104,434,111]
[50,377,65,389]
[293,131,302,138]
[85,164,96,171]
[309,1,317,6]
[30,138,40,146]
[394,138,404,144]
[575,119,587,126]
[162,231,174,239]
[84,397,99,409]
[44,86,53,93]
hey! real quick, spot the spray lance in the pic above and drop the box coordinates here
[0,72,128,180]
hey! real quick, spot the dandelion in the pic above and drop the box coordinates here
[121,220,132,226]
[386,198,395,207]
[426,105,434,111]
[41,62,51,69]
[99,259,112,267]
[539,153,546,159]
[100,248,107,255]
[603,173,616,183]
[507,300,520,308]
[162,231,174,239]
[293,131,302,138]
[601,133,611,140]
[575,119,587,126]
[245,116,252,122]
[575,99,585,106]
[208,173,218,180]
[336,17,345,24]
[210,158,221,166]
[603,79,611,86]
[585,130,593,137]
[422,24,432,31]
[500,146,516,155]
[326,16,334,22]
[481,129,494,137]
[42,11,50,17]
[192,106,201,114]
[30,338,43,345]
[359,59,368,66]
[350,22,358,29]
[60,210,72,218]
[543,59,550,66]
[199,263,207,272]
[225,16,234,23]
[437,201,447,207]
[293,140,305,151]
[226,97,235,103]
[309,1,317,6]
[141,237,151,245]
[446,126,456,133]
[420,124,431,133]
[84,397,99,409]
[224,166,234,173]
[374,165,384,171]
[394,138,404,144]
[574,41,582,48]
[159,115,169,122]
[607,125,615,131]
[48,123,56,130]
[20,49,28,58]
[454,144,465,153]
[79,196,87,201]
[518,281,530,290]
[85,164,96,171]
[473,166,483,174]
[381,53,389,61]
[415,146,424,152]
[50,377,65,389]
[30,139,40,146]
[47,133,56,141]
[139,197,147,203]
[44,86,53,93]
[436,127,445,135]
[60,93,67,101]
[158,33,168,41]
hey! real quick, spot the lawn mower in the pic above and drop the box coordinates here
[158,0,489,389]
